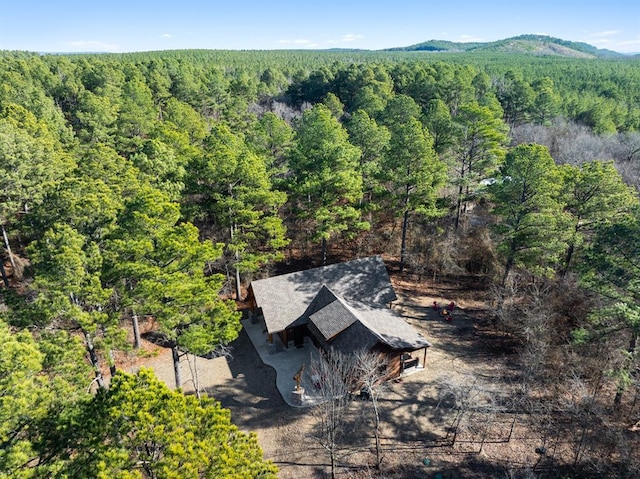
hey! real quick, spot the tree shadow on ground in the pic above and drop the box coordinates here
[141,330,172,347]
[402,303,520,376]
[204,328,307,430]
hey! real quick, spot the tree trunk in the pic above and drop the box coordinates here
[101,324,117,377]
[463,184,471,214]
[321,237,327,266]
[561,242,576,278]
[454,184,464,231]
[400,209,409,273]
[501,256,513,288]
[614,329,638,406]
[1,225,16,276]
[234,262,242,301]
[192,355,201,399]
[83,329,106,390]
[172,344,182,389]
[231,223,242,300]
[562,221,580,277]
[501,237,518,287]
[132,311,141,349]
[0,260,9,289]
[330,449,336,479]
[372,395,382,469]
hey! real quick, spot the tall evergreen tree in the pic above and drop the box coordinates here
[495,70,535,127]
[451,101,509,230]
[186,123,288,299]
[288,104,367,264]
[579,209,640,406]
[489,144,569,285]
[379,95,447,272]
[28,224,121,387]
[39,369,278,478]
[0,318,91,478]
[559,160,639,276]
[0,104,73,286]
[108,208,241,388]
[346,109,390,215]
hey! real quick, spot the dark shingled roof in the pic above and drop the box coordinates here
[305,286,358,340]
[351,300,431,350]
[306,287,431,351]
[250,256,397,334]
[330,320,379,354]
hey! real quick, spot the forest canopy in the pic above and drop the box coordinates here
[1,47,639,477]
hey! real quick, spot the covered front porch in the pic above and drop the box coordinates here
[400,350,427,377]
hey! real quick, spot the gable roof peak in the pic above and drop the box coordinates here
[250,255,396,334]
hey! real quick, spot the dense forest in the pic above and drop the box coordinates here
[1,47,640,478]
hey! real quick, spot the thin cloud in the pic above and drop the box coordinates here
[458,35,483,43]
[64,40,119,52]
[278,38,312,44]
[591,38,613,46]
[593,35,640,53]
[278,34,365,48]
[161,33,173,38]
[277,38,319,48]
[589,30,621,38]
[619,37,640,47]
[278,38,318,48]
[326,33,363,44]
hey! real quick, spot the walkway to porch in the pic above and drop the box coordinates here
[241,318,324,407]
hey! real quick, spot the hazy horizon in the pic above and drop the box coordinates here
[1,1,639,54]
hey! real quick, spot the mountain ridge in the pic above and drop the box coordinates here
[382,34,628,58]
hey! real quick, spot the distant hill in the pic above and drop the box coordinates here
[383,34,625,59]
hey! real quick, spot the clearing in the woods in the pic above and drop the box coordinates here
[126,270,597,478]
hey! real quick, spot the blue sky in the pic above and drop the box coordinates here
[1,0,639,54]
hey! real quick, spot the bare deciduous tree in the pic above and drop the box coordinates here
[307,348,359,479]
[307,348,391,477]
[352,349,389,470]
[437,373,503,449]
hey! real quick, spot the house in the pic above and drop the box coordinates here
[247,256,430,378]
